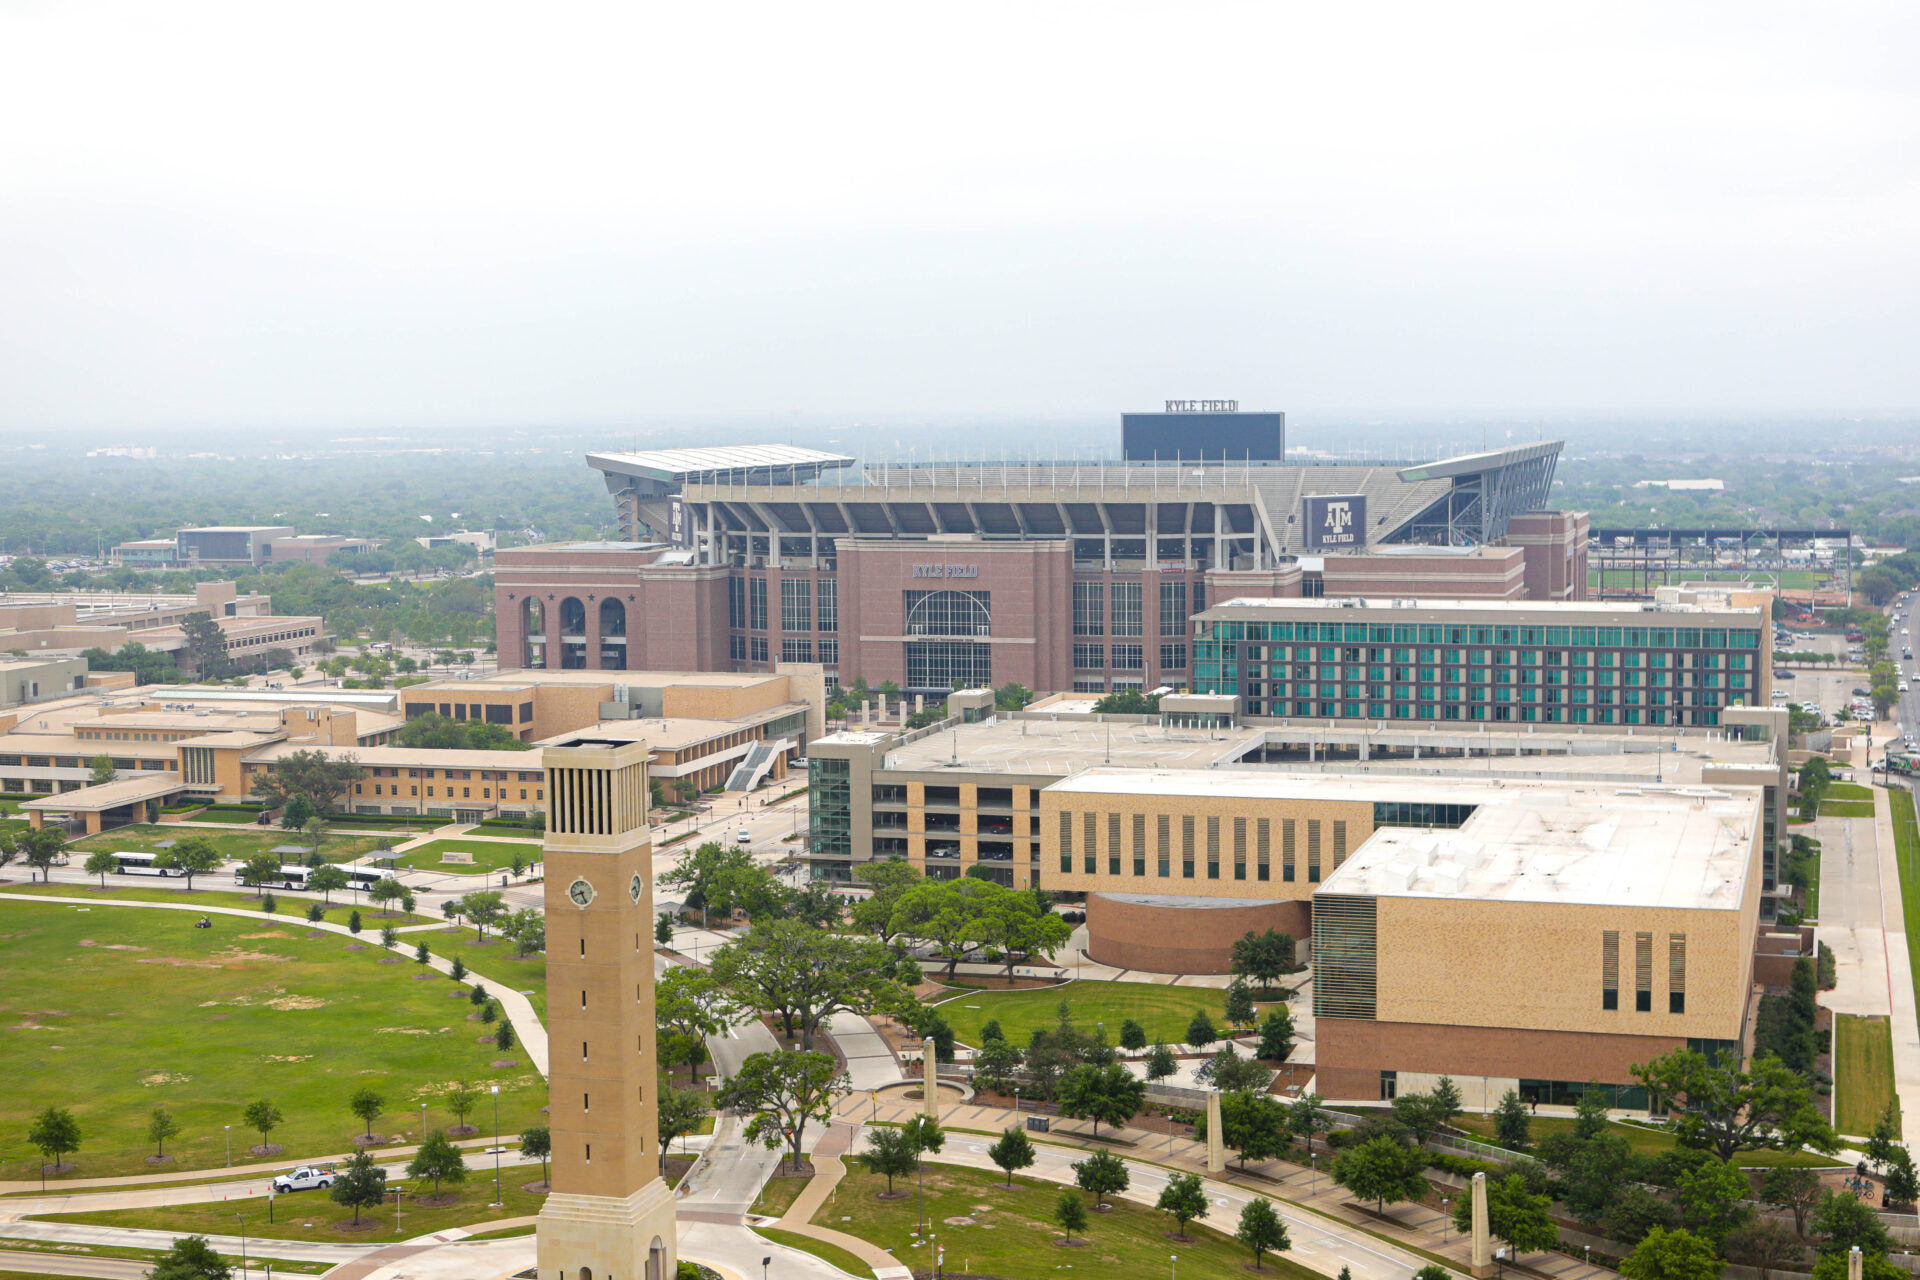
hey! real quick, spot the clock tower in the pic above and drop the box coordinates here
[536,741,677,1280]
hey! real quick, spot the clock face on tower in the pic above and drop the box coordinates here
[629,873,643,903]
[568,877,596,907]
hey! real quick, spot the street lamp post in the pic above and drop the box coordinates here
[225,1125,231,1167]
[1442,1196,1449,1244]
[233,1211,247,1280]
[490,1085,502,1206]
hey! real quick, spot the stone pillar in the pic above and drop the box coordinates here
[923,1048,939,1119]
[1850,1246,1863,1280]
[1470,1170,1493,1277]
[1205,1092,1225,1173]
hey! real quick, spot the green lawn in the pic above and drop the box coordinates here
[0,882,434,924]
[815,1162,1318,1280]
[68,824,389,865]
[1827,783,1875,802]
[191,809,276,825]
[38,1179,550,1241]
[751,1169,813,1218]
[1893,787,1920,1029]
[935,979,1263,1048]
[387,838,542,876]
[0,1240,327,1274]
[1835,1014,1899,1137]
[753,1227,874,1278]
[1819,800,1877,818]
[0,899,544,1180]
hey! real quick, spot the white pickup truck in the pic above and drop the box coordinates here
[270,1164,337,1193]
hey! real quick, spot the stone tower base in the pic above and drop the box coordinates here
[536,1180,678,1280]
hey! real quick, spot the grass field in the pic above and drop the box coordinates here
[935,979,1266,1048]
[0,883,434,923]
[0,1240,328,1274]
[68,825,389,865]
[815,1162,1318,1280]
[753,1226,874,1278]
[38,1178,550,1241]
[1819,801,1878,818]
[1828,783,1876,802]
[1835,1014,1899,1137]
[387,839,542,876]
[751,1170,813,1218]
[1893,787,1920,1024]
[0,899,544,1180]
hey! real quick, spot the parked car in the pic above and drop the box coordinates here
[737,828,752,844]
[271,1165,337,1193]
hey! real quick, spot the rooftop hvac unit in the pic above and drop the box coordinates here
[1381,862,1415,892]
[1431,862,1468,894]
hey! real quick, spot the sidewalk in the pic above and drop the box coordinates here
[773,1120,911,1280]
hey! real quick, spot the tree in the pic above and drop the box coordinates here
[495,1020,515,1051]
[261,892,277,915]
[1157,1171,1210,1238]
[1288,1093,1330,1154]
[973,1037,1023,1095]
[380,922,398,948]
[1216,1090,1291,1170]
[251,749,364,818]
[449,955,466,982]
[1053,1185,1090,1242]
[27,1106,80,1183]
[1632,1048,1836,1162]
[1057,1062,1148,1139]
[84,848,117,888]
[1186,1008,1218,1047]
[406,1129,468,1195]
[1329,1135,1428,1216]
[1430,1075,1463,1128]
[988,1125,1035,1185]
[444,1081,480,1133]
[349,1087,385,1138]
[412,939,430,966]
[281,794,314,831]
[655,913,675,945]
[1255,1007,1295,1063]
[1236,1198,1291,1271]
[305,902,325,923]
[1866,1099,1901,1171]
[900,1114,946,1174]
[656,1085,709,1171]
[994,682,1035,711]
[1494,1088,1532,1151]
[348,909,363,935]
[1677,1158,1755,1246]
[1722,1221,1804,1280]
[708,919,910,1050]
[657,967,741,1082]
[1619,1226,1725,1280]
[720,1049,849,1173]
[1224,978,1256,1028]
[1144,1043,1178,1082]
[1411,1270,1451,1280]
[238,853,282,897]
[519,1124,551,1185]
[1450,1173,1558,1255]
[1884,1144,1920,1206]
[1230,928,1296,994]
[1390,1091,1450,1145]
[367,876,404,913]
[458,890,507,940]
[14,827,65,883]
[308,863,349,904]
[88,753,118,786]
[858,1124,919,1195]
[143,1107,181,1160]
[178,611,230,678]
[155,836,221,891]
[1117,1018,1147,1054]
[329,1148,387,1225]
[1203,1044,1276,1095]
[148,1235,232,1280]
[506,908,544,957]
[1760,1165,1822,1237]
[1810,1187,1893,1257]
[1071,1149,1129,1207]
[243,1099,283,1152]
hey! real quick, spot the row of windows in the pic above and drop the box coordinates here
[1203,620,1763,649]
[1056,811,1347,883]
[1228,645,1749,669]
[1239,685,1736,705]
[358,781,543,801]
[1234,701,1711,726]
[1071,643,1189,671]
[1601,930,1688,1013]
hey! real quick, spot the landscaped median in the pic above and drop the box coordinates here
[1834,1013,1899,1137]
[35,1178,552,1241]
[934,978,1284,1050]
[384,838,542,876]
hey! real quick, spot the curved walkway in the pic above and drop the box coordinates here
[0,892,548,1076]
[771,1119,909,1280]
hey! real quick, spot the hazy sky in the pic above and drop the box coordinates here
[3,1,1918,432]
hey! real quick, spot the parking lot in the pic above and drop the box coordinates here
[1773,629,1876,727]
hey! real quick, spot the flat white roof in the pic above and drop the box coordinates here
[587,445,855,476]
[1053,767,1758,911]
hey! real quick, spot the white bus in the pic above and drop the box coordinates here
[234,865,399,893]
[114,851,181,877]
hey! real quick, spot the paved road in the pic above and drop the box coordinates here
[674,1015,784,1220]
[0,1247,153,1280]
[824,1010,898,1091]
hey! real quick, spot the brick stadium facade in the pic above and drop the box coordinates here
[496,432,1588,695]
